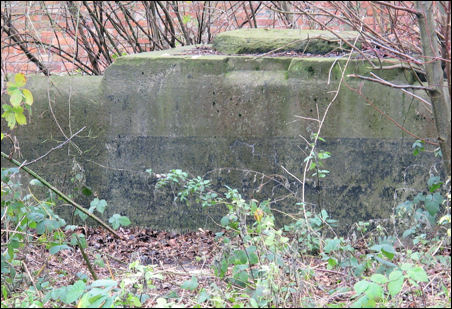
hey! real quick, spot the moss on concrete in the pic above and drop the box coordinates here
[288,58,415,81]
[1,45,439,233]
[213,29,360,54]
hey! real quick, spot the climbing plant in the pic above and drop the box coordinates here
[1,73,33,137]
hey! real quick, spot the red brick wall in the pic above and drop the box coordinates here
[1,1,418,75]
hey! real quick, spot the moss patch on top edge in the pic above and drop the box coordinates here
[213,29,360,54]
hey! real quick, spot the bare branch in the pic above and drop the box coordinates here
[347,73,433,90]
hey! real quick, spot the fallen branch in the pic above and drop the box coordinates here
[1,151,123,240]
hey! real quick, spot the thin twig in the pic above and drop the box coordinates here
[22,260,43,297]
[347,73,433,90]
[373,1,420,16]
[343,81,439,146]
[23,126,85,167]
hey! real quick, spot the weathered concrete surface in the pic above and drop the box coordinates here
[1,45,440,233]
[213,29,360,54]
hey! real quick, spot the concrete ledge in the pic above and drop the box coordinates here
[212,29,360,54]
[1,45,439,233]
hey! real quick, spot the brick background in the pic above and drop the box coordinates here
[0,1,423,75]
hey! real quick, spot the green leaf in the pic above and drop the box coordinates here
[246,246,258,265]
[264,232,275,246]
[29,179,44,186]
[64,280,86,304]
[6,82,18,95]
[10,90,23,107]
[182,14,192,24]
[370,274,387,284]
[27,212,45,222]
[381,245,396,260]
[12,104,24,114]
[48,286,68,302]
[365,282,383,300]
[65,225,78,231]
[412,140,425,156]
[197,289,210,303]
[401,263,413,271]
[14,73,26,87]
[220,258,229,278]
[71,234,87,248]
[371,243,396,260]
[406,266,428,283]
[434,147,442,157]
[413,193,425,204]
[15,110,26,125]
[181,276,198,291]
[388,270,404,298]
[91,279,117,288]
[351,295,375,308]
[318,151,331,159]
[3,110,16,129]
[75,209,88,222]
[354,280,370,296]
[233,269,249,285]
[119,216,131,227]
[90,198,107,214]
[37,219,63,234]
[402,227,416,239]
[230,250,248,265]
[249,298,258,308]
[328,257,338,269]
[22,89,33,105]
[81,185,93,196]
[424,193,443,216]
[9,239,20,249]
[108,214,131,230]
[324,238,341,253]
[220,215,229,226]
[49,244,72,255]
[24,103,32,116]
[320,209,329,219]
[374,256,397,268]
[78,293,104,308]
[156,298,168,307]
[126,294,141,307]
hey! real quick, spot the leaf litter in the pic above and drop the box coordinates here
[11,226,451,307]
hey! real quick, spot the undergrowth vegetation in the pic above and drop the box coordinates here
[1,35,451,306]
[2,0,451,305]
[1,75,451,307]
[1,157,450,307]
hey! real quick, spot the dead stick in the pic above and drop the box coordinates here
[22,261,43,297]
[76,233,98,280]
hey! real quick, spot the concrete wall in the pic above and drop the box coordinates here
[1,45,440,233]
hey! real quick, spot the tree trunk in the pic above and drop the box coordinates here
[416,1,451,177]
